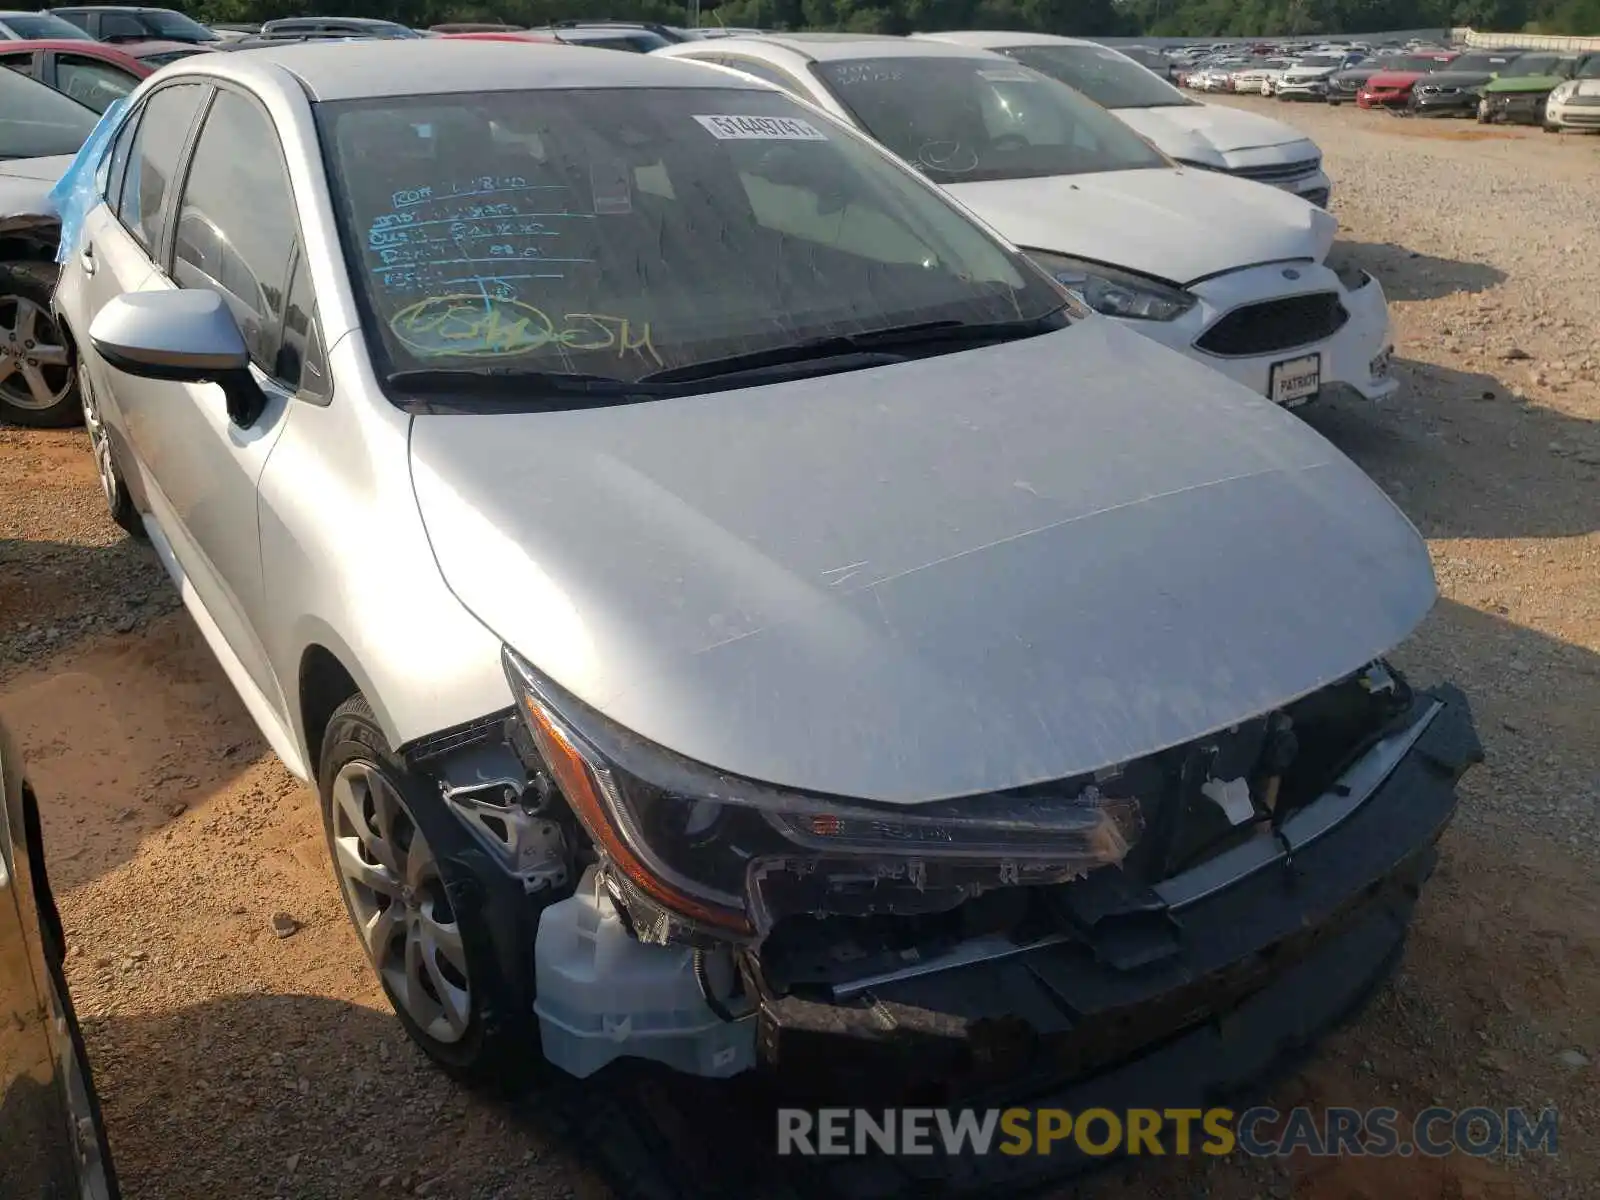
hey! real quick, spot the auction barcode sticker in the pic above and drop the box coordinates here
[693,114,828,141]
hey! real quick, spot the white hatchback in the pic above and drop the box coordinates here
[657,35,1395,410]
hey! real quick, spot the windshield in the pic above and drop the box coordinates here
[0,64,96,159]
[317,87,1064,392]
[143,9,220,40]
[1578,57,1600,79]
[1508,54,1560,75]
[0,12,97,39]
[816,56,1169,184]
[999,43,1190,109]
[1392,55,1447,71]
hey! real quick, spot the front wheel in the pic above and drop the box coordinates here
[319,694,538,1088]
[0,262,78,428]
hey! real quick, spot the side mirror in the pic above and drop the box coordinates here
[89,289,266,427]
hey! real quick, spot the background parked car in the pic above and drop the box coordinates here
[1479,51,1593,125]
[1229,56,1294,94]
[0,9,96,40]
[1355,53,1461,110]
[659,35,1386,406]
[1276,50,1367,101]
[919,33,1332,207]
[0,38,207,112]
[0,66,94,427]
[1327,51,1454,105]
[1544,53,1600,130]
[527,20,679,51]
[1409,49,1526,117]
[49,5,220,44]
[257,16,422,40]
[0,716,121,1198]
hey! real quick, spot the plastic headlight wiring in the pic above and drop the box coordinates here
[1024,250,1197,322]
[502,648,1140,942]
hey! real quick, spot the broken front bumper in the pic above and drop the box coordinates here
[757,686,1479,1137]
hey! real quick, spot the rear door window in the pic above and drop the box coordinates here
[53,54,141,113]
[117,82,207,256]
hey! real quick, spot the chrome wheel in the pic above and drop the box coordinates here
[0,294,73,412]
[330,761,472,1044]
[80,377,119,509]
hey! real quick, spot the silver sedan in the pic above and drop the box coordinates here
[53,39,1475,1104]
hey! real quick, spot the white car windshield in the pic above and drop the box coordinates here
[317,86,1066,388]
[815,56,1169,183]
[998,43,1192,109]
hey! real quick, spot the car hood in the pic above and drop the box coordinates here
[1569,78,1600,96]
[1114,102,1308,157]
[409,321,1436,804]
[1282,65,1338,79]
[1365,70,1427,88]
[0,155,71,221]
[941,167,1334,285]
[1485,74,1565,93]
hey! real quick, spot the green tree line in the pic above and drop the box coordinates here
[186,0,1600,46]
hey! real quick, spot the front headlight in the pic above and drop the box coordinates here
[503,648,1139,941]
[1549,81,1578,102]
[1025,250,1197,322]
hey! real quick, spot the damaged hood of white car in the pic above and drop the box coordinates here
[409,318,1435,805]
[0,155,71,228]
[942,166,1336,284]
[1113,103,1318,165]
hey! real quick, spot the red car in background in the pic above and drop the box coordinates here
[1357,51,1458,109]
[0,37,211,111]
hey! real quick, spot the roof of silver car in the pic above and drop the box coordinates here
[172,39,768,101]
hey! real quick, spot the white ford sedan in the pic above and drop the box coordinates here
[657,34,1395,410]
[918,32,1331,206]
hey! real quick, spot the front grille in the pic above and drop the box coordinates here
[1227,157,1321,184]
[1417,84,1459,95]
[1196,292,1349,358]
[1332,78,1361,92]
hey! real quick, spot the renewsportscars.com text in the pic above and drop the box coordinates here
[776,1106,1559,1158]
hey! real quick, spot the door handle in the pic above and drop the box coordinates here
[79,243,97,277]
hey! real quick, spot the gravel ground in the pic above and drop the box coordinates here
[1,96,1596,1200]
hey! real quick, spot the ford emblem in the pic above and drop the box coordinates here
[1282,267,1301,280]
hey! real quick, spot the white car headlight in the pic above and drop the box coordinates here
[1025,251,1198,322]
[1549,81,1578,102]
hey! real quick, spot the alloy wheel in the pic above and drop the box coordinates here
[80,377,119,509]
[0,294,74,412]
[330,761,472,1044]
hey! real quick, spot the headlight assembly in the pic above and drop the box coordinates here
[1024,251,1197,322]
[502,648,1140,942]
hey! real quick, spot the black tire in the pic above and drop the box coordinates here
[0,261,79,428]
[318,693,539,1089]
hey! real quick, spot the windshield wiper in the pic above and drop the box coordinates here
[386,367,673,399]
[642,309,1069,386]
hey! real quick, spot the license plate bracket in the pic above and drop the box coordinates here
[1270,352,1322,407]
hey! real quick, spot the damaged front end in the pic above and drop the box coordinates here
[479,648,1479,1097]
